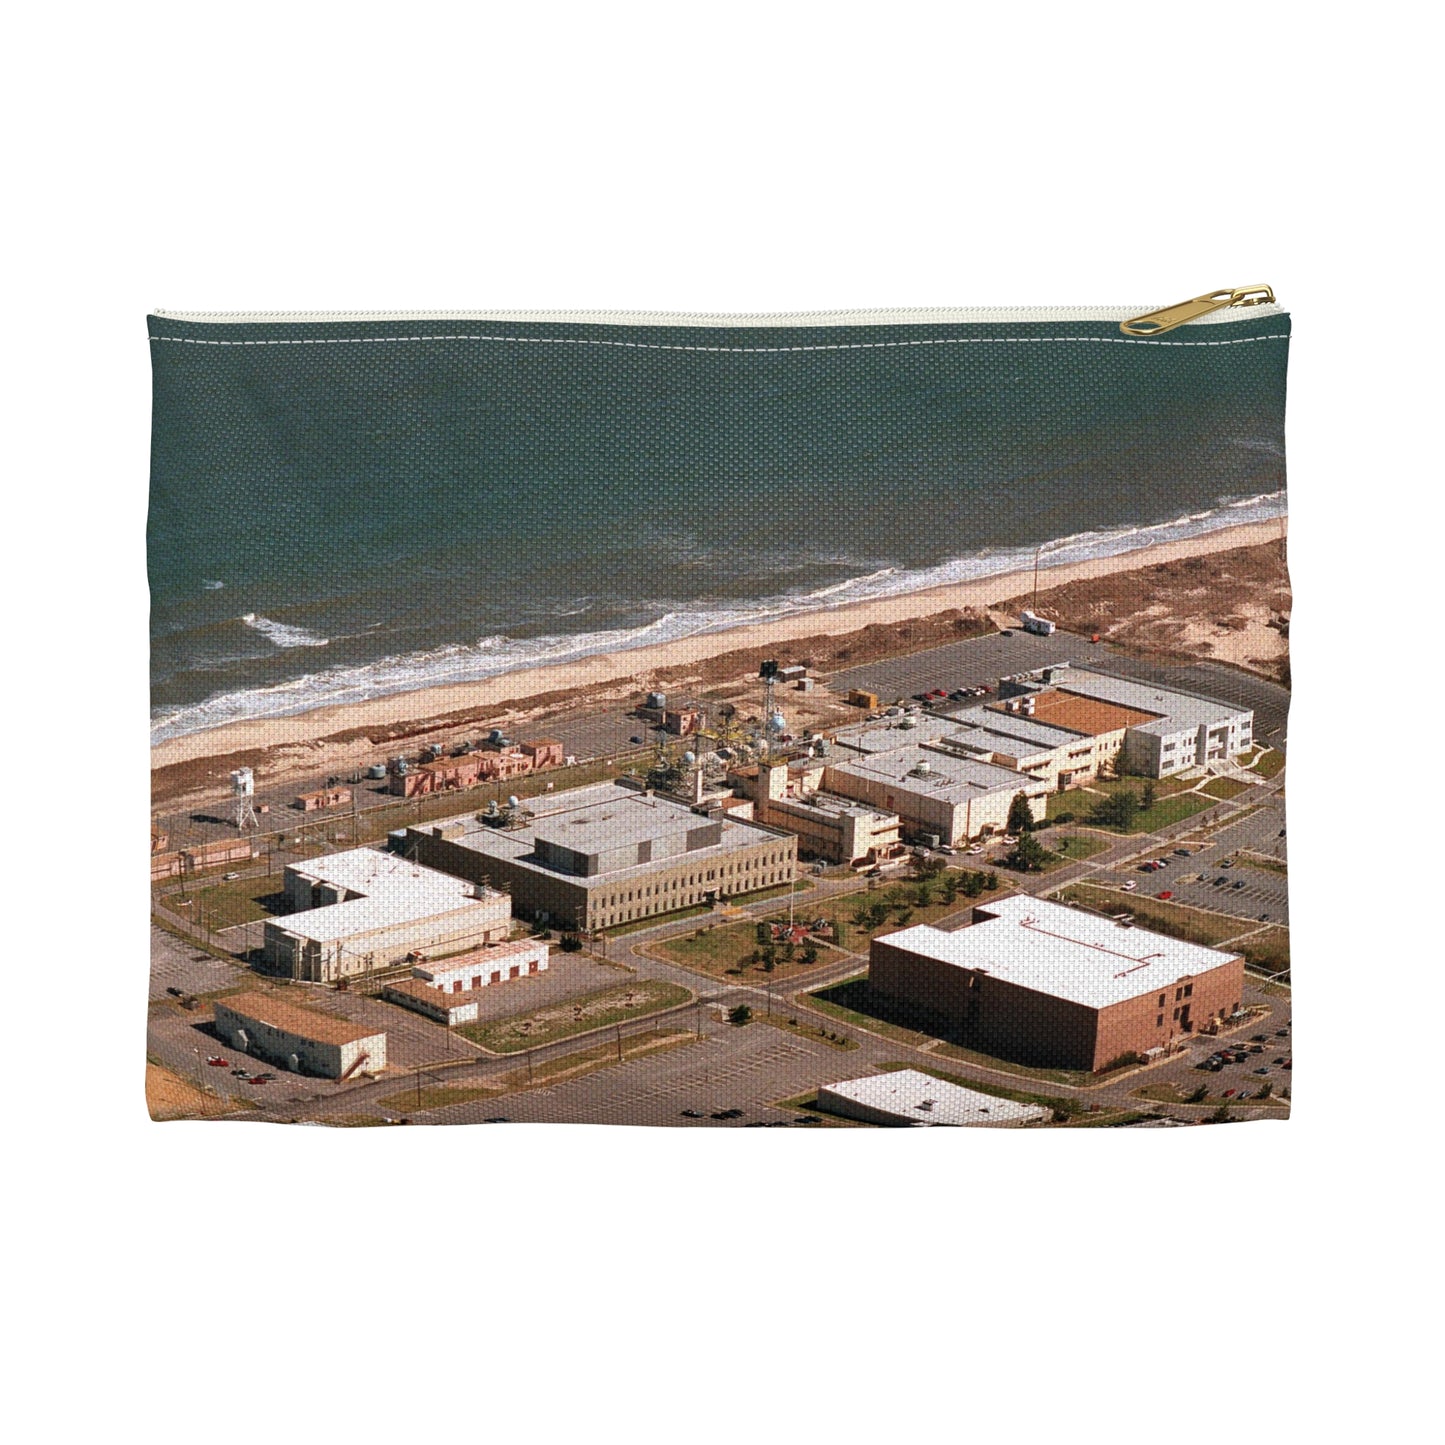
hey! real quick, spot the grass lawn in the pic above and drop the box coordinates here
[605,904,713,936]
[758,1013,860,1050]
[1236,926,1291,974]
[828,877,1009,943]
[1003,830,1113,873]
[1067,782,1214,833]
[1199,776,1252,800]
[733,879,815,904]
[164,874,290,930]
[654,918,838,980]
[1054,883,1245,947]
[803,977,1091,1087]
[457,979,692,1052]
[1252,748,1287,780]
[1239,850,1288,876]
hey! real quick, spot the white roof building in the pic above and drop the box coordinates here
[881,894,1239,1010]
[816,1070,1048,1127]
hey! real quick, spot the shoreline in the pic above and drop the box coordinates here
[152,517,1284,774]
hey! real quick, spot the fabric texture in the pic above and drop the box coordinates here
[147,308,1291,1128]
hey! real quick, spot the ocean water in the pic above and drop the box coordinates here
[148,314,1288,743]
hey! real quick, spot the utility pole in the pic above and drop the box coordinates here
[1032,544,1042,612]
[616,1023,623,1062]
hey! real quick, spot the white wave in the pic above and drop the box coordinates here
[202,579,226,590]
[241,613,330,649]
[154,489,1287,746]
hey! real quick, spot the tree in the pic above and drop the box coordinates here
[756,921,771,945]
[1209,1104,1231,1124]
[800,944,819,965]
[984,871,999,890]
[832,918,847,948]
[760,944,777,968]
[1006,833,1050,872]
[1090,790,1140,830]
[961,871,983,898]
[1007,792,1036,835]
[1187,1083,1209,1103]
[1141,780,1157,810]
[728,1004,753,1025]
[915,883,934,908]
[1256,1080,1272,1099]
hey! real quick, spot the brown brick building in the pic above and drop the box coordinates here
[868,895,1245,1071]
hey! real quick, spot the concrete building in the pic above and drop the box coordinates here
[213,992,386,1078]
[403,780,797,933]
[868,894,1245,1071]
[263,847,511,983]
[822,742,1049,845]
[729,759,902,864]
[1006,666,1254,778]
[380,978,483,1026]
[412,938,549,991]
[816,1069,1048,1127]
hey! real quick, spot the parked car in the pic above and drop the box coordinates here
[483,1116,511,1123]
[221,871,241,881]
[1276,1028,1290,1037]
[1231,880,1246,890]
[1120,880,1138,891]
[794,1116,822,1125]
[1253,1067,1271,1076]
[1282,1059,1292,1069]
[1156,890,1173,900]
[967,844,984,855]
[1251,1034,1269,1042]
[1221,859,1234,869]
[247,1075,269,1085]
[205,1056,228,1067]
[165,986,184,997]
[1173,847,1192,857]
[1002,834,1018,845]
[681,1109,704,1118]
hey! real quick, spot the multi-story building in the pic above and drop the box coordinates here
[402,780,797,933]
[821,736,1049,845]
[868,894,1246,1071]
[1002,666,1254,778]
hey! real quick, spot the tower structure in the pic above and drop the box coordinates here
[231,767,258,830]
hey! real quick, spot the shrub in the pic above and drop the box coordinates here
[728,1004,753,1025]
[558,934,584,953]
[1055,811,1075,825]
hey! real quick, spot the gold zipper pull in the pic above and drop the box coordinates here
[1121,284,1276,337]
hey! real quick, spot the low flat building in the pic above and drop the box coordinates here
[412,938,549,991]
[822,744,1049,845]
[213,992,386,1078]
[380,978,483,1026]
[264,847,511,984]
[868,894,1245,1071]
[403,780,797,933]
[816,1070,1048,1127]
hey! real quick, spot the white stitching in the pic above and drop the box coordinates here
[148,332,1289,353]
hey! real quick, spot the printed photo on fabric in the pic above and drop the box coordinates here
[146,295,1291,1128]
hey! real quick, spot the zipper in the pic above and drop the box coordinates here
[152,290,1281,331]
[1119,285,1277,337]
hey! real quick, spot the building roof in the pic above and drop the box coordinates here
[280,847,504,943]
[531,797,703,853]
[877,895,1241,1009]
[412,938,544,977]
[1045,669,1248,738]
[419,782,790,890]
[213,991,382,1046]
[381,978,482,1011]
[1008,689,1161,736]
[825,745,1034,805]
[818,1070,1047,1126]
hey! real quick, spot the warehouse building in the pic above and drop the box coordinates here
[816,1070,1048,1127]
[868,894,1245,1071]
[213,992,386,1079]
[263,847,511,983]
[822,744,1049,846]
[403,780,797,933]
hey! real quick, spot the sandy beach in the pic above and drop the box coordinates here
[152,518,1286,790]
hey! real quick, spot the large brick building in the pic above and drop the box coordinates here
[868,894,1245,1071]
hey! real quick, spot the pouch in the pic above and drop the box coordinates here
[147,287,1291,1127]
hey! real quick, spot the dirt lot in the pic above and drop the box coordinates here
[145,1062,244,1121]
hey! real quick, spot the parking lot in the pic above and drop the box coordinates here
[1151,800,1289,924]
[148,924,246,1001]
